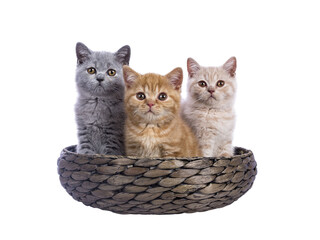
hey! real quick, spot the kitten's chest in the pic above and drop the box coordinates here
[140,127,161,146]
[139,126,162,155]
[198,109,235,132]
[77,99,123,124]
[84,101,109,122]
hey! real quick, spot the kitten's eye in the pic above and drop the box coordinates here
[107,69,116,76]
[198,81,207,87]
[217,80,225,87]
[87,67,96,74]
[136,92,146,100]
[158,92,167,101]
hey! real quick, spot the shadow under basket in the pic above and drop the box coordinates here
[57,146,257,214]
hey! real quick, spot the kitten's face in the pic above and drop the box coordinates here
[75,43,130,98]
[187,57,237,108]
[123,67,183,125]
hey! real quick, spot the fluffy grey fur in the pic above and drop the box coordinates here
[75,42,130,155]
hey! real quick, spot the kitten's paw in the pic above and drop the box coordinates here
[201,149,214,157]
[219,152,233,158]
[77,148,95,155]
[101,146,124,156]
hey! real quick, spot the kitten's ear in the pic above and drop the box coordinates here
[115,45,131,65]
[223,57,237,77]
[187,58,201,77]
[166,67,183,90]
[123,65,139,88]
[76,42,92,64]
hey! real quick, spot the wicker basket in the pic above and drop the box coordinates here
[57,146,257,214]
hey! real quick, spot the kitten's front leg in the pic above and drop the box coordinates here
[101,141,125,156]
[126,141,142,157]
[201,147,214,157]
[199,138,215,157]
[77,147,95,155]
[217,142,233,158]
[195,126,216,157]
[77,126,95,155]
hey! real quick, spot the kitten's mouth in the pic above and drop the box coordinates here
[145,108,157,116]
[94,84,106,92]
[209,95,217,100]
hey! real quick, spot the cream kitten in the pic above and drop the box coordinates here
[181,57,237,158]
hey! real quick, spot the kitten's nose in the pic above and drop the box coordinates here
[147,103,154,108]
[208,88,215,94]
[96,73,104,82]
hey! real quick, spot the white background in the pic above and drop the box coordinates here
[1,0,319,239]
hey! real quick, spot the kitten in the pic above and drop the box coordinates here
[181,57,237,158]
[123,66,201,158]
[75,42,130,155]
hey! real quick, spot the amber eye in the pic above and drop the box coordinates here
[87,67,96,74]
[107,69,116,76]
[217,80,225,87]
[158,92,167,101]
[198,81,207,87]
[136,92,145,100]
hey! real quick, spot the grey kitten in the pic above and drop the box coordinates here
[75,42,130,155]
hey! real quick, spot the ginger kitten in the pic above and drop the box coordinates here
[123,66,201,158]
[181,57,237,158]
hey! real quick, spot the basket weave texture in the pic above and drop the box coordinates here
[58,146,257,214]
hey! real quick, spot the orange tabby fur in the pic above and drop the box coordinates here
[123,66,201,158]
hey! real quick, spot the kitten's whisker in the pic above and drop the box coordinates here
[191,97,203,105]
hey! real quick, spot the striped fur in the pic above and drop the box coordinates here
[75,43,130,155]
[123,66,201,158]
[181,57,237,158]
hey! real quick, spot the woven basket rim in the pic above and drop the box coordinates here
[62,145,253,160]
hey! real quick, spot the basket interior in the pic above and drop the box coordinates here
[64,145,251,159]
